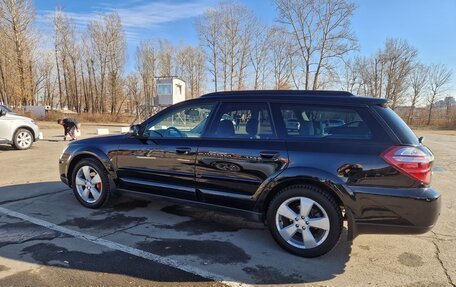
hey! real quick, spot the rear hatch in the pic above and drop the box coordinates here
[372,105,434,186]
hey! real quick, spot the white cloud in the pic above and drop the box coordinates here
[36,0,215,42]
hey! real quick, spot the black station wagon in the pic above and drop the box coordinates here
[59,90,441,257]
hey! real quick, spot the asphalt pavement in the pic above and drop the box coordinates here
[0,123,454,286]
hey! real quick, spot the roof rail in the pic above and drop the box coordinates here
[200,90,354,97]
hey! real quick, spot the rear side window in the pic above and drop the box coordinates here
[372,106,419,145]
[207,102,275,139]
[277,104,373,140]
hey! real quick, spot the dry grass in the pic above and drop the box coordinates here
[409,118,456,130]
[15,110,135,124]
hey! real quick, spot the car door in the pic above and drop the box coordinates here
[116,102,216,200]
[195,101,288,210]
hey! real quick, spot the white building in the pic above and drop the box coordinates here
[156,77,186,107]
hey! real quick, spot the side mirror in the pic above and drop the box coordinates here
[418,136,424,144]
[0,110,5,117]
[129,124,141,137]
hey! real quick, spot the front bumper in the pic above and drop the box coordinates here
[347,186,441,237]
[32,124,41,141]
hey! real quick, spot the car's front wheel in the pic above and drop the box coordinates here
[12,128,33,150]
[71,158,112,208]
[267,185,343,257]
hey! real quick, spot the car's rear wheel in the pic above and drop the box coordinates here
[267,185,343,257]
[71,158,112,208]
[12,128,33,150]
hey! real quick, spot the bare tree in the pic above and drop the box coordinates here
[87,13,126,114]
[269,26,294,89]
[197,2,256,91]
[81,33,97,112]
[407,63,428,124]
[196,7,221,92]
[349,39,417,109]
[175,45,205,98]
[443,96,455,124]
[275,0,357,90]
[53,9,81,111]
[250,22,270,90]
[381,39,417,108]
[104,13,126,114]
[340,58,362,93]
[0,0,36,105]
[136,40,157,106]
[426,64,452,125]
[157,39,173,77]
[37,50,55,108]
[125,72,141,117]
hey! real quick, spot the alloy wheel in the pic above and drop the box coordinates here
[75,165,103,203]
[275,196,330,249]
[17,131,32,148]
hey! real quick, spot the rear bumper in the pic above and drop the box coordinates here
[347,186,441,238]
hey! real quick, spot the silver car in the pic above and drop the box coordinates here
[0,105,40,150]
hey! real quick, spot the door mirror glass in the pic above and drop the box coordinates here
[129,124,141,137]
[0,109,5,117]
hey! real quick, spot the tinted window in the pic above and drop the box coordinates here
[278,104,372,140]
[208,103,274,139]
[144,103,214,138]
[372,106,419,145]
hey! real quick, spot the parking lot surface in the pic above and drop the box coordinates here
[0,123,454,286]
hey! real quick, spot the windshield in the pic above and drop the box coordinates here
[1,105,12,113]
[144,104,215,138]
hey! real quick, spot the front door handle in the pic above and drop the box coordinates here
[176,147,192,154]
[259,151,280,159]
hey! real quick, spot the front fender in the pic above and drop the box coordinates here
[66,146,117,179]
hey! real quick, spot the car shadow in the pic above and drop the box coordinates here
[0,145,14,151]
[0,181,352,285]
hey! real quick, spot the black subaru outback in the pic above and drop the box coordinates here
[59,90,441,257]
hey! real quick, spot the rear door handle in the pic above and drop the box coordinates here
[259,151,280,159]
[176,147,192,154]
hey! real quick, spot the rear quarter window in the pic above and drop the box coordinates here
[372,106,419,145]
[275,104,377,141]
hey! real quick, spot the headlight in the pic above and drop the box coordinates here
[60,145,68,160]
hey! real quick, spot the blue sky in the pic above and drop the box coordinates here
[35,0,456,94]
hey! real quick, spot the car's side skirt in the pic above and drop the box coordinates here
[116,188,264,222]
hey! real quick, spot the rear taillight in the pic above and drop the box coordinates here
[381,146,434,185]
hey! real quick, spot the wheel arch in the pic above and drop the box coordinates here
[14,126,35,141]
[256,168,351,221]
[67,150,116,187]
[262,178,344,219]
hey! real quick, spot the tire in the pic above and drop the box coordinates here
[12,128,33,150]
[71,158,112,208]
[267,185,343,257]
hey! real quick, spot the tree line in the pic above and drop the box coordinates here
[0,0,453,125]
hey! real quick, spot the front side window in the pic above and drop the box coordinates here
[144,103,214,138]
[278,104,372,140]
[208,103,274,139]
